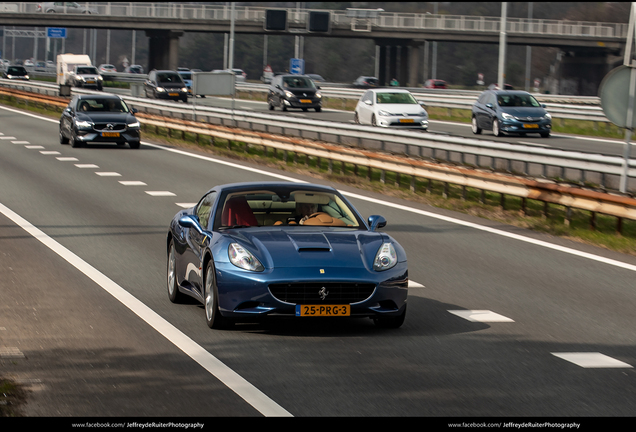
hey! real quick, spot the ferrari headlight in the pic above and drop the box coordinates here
[229,243,264,272]
[373,242,397,271]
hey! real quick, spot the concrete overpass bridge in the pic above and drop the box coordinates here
[1,3,629,94]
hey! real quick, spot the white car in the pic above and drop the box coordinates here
[354,88,428,130]
[98,64,117,73]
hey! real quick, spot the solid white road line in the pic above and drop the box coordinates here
[448,310,514,323]
[551,352,632,368]
[0,202,293,417]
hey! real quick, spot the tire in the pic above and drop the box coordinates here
[181,97,188,103]
[371,114,378,127]
[315,107,321,112]
[70,133,82,148]
[204,260,231,329]
[167,241,186,303]
[354,112,360,124]
[373,305,406,329]
[59,130,69,144]
[540,132,550,138]
[471,116,482,134]
[128,141,140,149]
[492,119,502,137]
[281,103,287,112]
[269,103,275,111]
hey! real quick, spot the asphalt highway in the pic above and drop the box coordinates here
[1,102,635,418]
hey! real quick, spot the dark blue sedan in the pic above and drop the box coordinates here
[471,89,552,138]
[166,182,408,329]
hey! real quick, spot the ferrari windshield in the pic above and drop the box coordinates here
[375,92,418,104]
[215,189,360,229]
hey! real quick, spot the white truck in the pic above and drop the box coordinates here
[56,54,103,91]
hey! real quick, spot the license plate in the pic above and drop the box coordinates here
[399,118,414,123]
[86,80,94,84]
[523,124,539,129]
[101,132,120,137]
[168,93,179,97]
[300,99,312,103]
[295,305,350,317]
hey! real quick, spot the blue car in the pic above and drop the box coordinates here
[166,182,408,329]
[471,89,552,137]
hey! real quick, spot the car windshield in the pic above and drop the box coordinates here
[376,92,417,104]
[77,98,129,113]
[215,189,360,229]
[77,66,98,74]
[157,73,183,84]
[179,72,191,80]
[497,94,541,107]
[283,77,315,89]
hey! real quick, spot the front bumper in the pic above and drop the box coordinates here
[213,262,408,320]
[499,119,551,134]
[376,115,428,129]
[155,90,188,100]
[75,129,140,144]
[283,97,322,109]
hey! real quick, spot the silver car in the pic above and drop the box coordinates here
[354,89,428,130]
[37,2,98,14]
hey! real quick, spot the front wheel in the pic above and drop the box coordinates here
[315,106,321,112]
[59,130,69,144]
[204,261,231,329]
[167,241,185,303]
[492,119,502,137]
[471,116,482,134]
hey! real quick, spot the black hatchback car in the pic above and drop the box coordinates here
[471,89,552,138]
[59,94,141,149]
[2,65,29,81]
[268,74,322,112]
[144,70,188,102]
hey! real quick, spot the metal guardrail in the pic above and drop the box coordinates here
[1,78,633,193]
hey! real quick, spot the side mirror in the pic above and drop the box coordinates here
[316,85,321,89]
[541,104,547,108]
[485,103,493,109]
[131,107,138,113]
[364,99,372,106]
[418,100,426,107]
[178,215,205,235]
[368,215,387,231]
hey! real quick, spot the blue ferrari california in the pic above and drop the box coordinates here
[166,182,408,329]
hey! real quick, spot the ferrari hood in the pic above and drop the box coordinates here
[226,228,387,271]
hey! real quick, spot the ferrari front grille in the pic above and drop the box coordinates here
[269,282,375,304]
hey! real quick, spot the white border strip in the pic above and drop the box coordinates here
[0,202,293,417]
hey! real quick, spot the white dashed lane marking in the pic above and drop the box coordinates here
[40,151,61,155]
[146,191,176,196]
[0,136,17,140]
[448,310,515,322]
[176,203,197,208]
[96,172,122,177]
[57,157,79,161]
[12,141,30,144]
[75,164,99,168]
[552,353,633,368]
[119,181,147,186]
[25,145,45,149]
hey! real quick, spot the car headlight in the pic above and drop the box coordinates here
[127,121,140,128]
[156,87,166,92]
[378,110,391,117]
[75,120,93,129]
[24,75,29,79]
[97,76,103,81]
[373,242,397,271]
[285,90,294,98]
[229,243,264,272]
[77,76,85,82]
[544,113,552,119]
[420,110,428,117]
[315,92,322,99]
[181,87,187,92]
[501,112,514,120]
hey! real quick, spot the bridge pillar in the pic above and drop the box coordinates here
[547,48,618,96]
[146,30,183,71]
[378,45,387,85]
